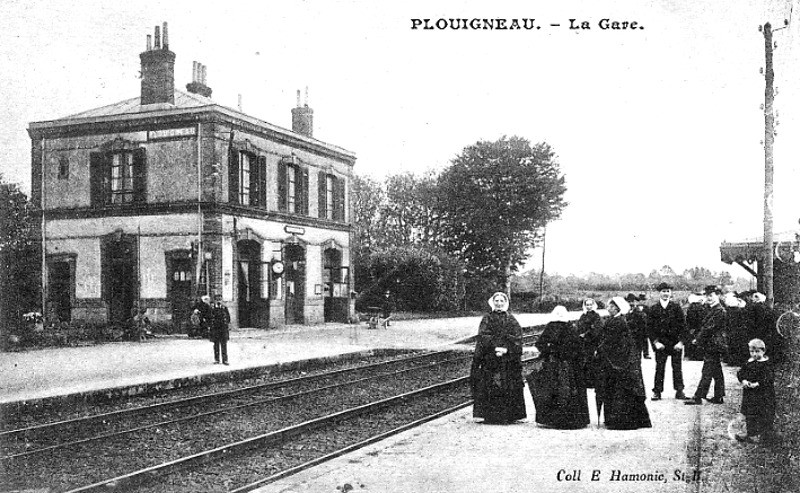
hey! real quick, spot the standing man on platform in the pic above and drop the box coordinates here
[647,282,688,401]
[210,294,231,365]
[685,285,728,405]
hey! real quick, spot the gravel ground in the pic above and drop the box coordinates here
[254,358,800,493]
[1,355,472,492]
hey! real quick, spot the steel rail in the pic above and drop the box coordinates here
[230,400,474,493]
[1,349,456,438]
[61,377,471,493]
[2,354,472,462]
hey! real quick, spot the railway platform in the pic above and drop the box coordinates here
[1,311,758,493]
[255,356,746,493]
[0,312,568,407]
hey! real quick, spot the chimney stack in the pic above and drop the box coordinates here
[140,22,175,105]
[186,60,213,98]
[291,87,314,137]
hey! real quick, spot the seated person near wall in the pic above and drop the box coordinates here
[380,290,395,328]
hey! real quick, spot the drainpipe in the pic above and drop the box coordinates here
[195,123,203,298]
[40,139,47,319]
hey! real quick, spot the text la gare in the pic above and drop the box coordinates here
[570,19,643,30]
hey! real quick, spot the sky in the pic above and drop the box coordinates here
[1,0,798,278]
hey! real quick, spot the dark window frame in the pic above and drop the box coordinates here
[90,146,147,207]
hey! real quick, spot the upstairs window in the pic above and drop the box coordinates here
[318,171,346,221]
[228,149,266,207]
[57,156,69,179]
[278,158,309,215]
[89,148,147,207]
[287,165,297,213]
[239,152,251,206]
[110,152,134,204]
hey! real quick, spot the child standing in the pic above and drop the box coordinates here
[735,338,776,442]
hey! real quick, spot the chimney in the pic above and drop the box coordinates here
[140,22,176,105]
[291,87,314,137]
[186,60,213,98]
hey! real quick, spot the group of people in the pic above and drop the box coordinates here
[470,285,778,443]
[191,294,232,365]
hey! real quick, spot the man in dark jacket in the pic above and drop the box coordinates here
[685,285,728,405]
[647,282,688,400]
[210,294,231,365]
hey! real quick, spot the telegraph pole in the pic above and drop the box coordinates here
[763,22,775,308]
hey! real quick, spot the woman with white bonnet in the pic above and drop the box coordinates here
[470,291,526,424]
[594,296,652,430]
[528,305,590,429]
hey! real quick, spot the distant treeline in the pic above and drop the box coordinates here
[512,265,752,297]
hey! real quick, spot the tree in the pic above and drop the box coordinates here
[437,136,567,291]
[379,170,443,248]
[0,177,41,332]
[351,175,384,259]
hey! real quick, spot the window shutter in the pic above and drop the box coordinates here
[258,156,267,208]
[249,154,259,207]
[229,148,239,205]
[89,152,104,207]
[335,176,346,221]
[318,171,327,219]
[133,147,147,203]
[277,161,287,212]
[300,168,309,215]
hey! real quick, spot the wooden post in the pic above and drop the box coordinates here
[763,22,775,308]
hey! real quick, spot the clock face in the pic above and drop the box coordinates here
[272,261,285,275]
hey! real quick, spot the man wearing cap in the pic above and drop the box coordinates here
[647,282,688,400]
[685,285,728,405]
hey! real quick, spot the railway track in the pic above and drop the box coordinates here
[1,350,474,491]
[1,328,543,493]
[1,350,469,458]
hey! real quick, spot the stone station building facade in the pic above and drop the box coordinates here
[28,23,356,331]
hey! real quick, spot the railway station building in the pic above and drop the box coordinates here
[28,23,356,331]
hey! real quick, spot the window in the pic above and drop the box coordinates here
[318,171,346,221]
[89,147,147,207]
[287,165,297,213]
[58,156,69,179]
[325,175,334,220]
[228,149,266,207]
[239,152,251,206]
[110,152,134,204]
[278,158,309,215]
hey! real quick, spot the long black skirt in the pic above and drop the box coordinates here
[598,370,652,430]
[471,360,526,424]
[527,358,590,429]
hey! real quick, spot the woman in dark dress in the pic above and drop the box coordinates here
[529,305,590,429]
[470,292,527,424]
[576,298,604,389]
[595,296,652,430]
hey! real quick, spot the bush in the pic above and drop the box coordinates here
[355,246,465,312]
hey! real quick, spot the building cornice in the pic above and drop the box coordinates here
[36,201,353,232]
[28,106,356,165]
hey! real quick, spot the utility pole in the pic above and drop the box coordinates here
[539,227,546,303]
[763,22,775,308]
